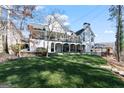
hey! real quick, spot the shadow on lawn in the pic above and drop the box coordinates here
[81,55,107,65]
[0,54,124,88]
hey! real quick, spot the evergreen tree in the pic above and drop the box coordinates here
[109,5,124,62]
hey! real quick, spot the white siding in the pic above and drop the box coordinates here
[80,27,95,53]
[30,39,53,52]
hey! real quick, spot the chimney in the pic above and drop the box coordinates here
[83,23,90,29]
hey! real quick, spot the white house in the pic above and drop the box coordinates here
[75,23,95,53]
[28,22,95,53]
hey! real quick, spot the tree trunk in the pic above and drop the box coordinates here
[46,40,49,57]
[116,5,122,62]
[5,34,9,53]
[46,31,53,57]
[20,17,25,30]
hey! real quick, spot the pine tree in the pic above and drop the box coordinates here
[109,5,124,62]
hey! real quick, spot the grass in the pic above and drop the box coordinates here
[0,54,124,88]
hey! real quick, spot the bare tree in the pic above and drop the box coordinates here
[0,5,36,56]
[0,6,9,53]
[44,12,69,57]
[9,5,36,30]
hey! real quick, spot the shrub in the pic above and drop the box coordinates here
[36,47,47,52]
[36,47,47,56]
[11,44,24,55]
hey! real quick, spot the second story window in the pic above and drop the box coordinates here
[83,37,85,41]
[91,37,94,42]
[82,32,85,41]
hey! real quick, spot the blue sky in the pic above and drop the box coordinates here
[25,5,116,43]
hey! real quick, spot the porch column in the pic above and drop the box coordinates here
[80,45,83,54]
[75,45,77,52]
[69,44,70,52]
[62,44,63,53]
[79,45,81,53]
[54,43,56,53]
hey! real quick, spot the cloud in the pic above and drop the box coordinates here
[59,14,69,21]
[57,14,70,26]
[64,22,70,26]
[104,30,114,34]
[53,14,69,22]
[35,6,45,11]
[46,13,70,26]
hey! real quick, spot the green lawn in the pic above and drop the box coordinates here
[0,54,124,88]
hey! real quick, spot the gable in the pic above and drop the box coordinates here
[76,26,95,37]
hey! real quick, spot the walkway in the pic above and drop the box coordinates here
[102,56,124,80]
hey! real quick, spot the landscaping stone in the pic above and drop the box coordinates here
[112,68,118,72]
[100,65,112,70]
[118,71,124,76]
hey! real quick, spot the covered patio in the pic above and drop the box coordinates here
[51,42,85,53]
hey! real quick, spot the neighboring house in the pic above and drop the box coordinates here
[0,21,23,54]
[94,42,115,56]
[7,22,23,54]
[0,7,8,53]
[28,22,95,53]
[0,7,23,54]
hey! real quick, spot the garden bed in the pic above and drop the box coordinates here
[20,51,47,57]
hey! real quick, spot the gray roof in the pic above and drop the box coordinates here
[75,28,85,35]
[75,26,95,36]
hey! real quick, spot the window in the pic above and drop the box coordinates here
[51,43,54,52]
[82,33,85,41]
[83,37,85,41]
[91,37,94,42]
